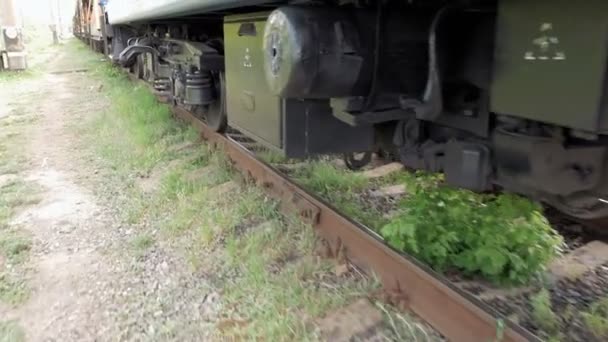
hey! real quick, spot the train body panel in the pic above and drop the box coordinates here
[491,0,608,133]
[76,0,608,220]
[106,0,273,25]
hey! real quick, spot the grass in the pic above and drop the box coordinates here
[257,148,289,164]
[0,320,25,342]
[218,217,380,340]
[0,274,29,305]
[131,233,155,252]
[0,99,40,307]
[531,289,560,338]
[582,297,608,339]
[0,171,35,307]
[293,161,385,227]
[0,229,31,264]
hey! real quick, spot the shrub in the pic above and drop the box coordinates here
[380,174,562,284]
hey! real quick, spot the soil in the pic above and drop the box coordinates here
[0,47,220,341]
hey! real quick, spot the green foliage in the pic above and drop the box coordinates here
[0,273,28,305]
[380,174,562,284]
[582,297,608,338]
[294,161,384,227]
[0,320,25,342]
[295,161,367,194]
[0,232,30,263]
[257,149,288,164]
[531,289,560,335]
[131,233,154,252]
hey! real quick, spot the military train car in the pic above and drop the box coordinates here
[0,0,26,71]
[74,0,608,219]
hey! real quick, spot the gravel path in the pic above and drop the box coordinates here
[0,48,219,341]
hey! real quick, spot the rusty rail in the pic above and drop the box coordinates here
[168,107,539,342]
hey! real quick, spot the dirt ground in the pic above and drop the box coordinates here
[0,47,219,341]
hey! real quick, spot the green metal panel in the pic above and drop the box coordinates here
[224,12,282,148]
[491,0,608,132]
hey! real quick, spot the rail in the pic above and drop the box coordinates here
[167,105,540,342]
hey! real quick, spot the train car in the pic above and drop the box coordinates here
[73,0,107,54]
[0,0,26,71]
[77,0,608,220]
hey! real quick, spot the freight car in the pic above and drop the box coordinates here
[73,0,108,54]
[76,0,608,220]
[0,0,26,71]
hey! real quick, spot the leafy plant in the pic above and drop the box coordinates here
[582,297,608,338]
[380,174,562,284]
[531,289,560,335]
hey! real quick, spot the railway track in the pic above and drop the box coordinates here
[160,106,540,341]
[119,69,608,341]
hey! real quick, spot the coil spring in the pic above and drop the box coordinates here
[153,77,171,95]
[186,71,213,88]
[185,70,214,105]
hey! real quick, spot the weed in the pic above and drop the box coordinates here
[381,174,562,284]
[376,301,436,341]
[131,233,154,252]
[295,161,366,194]
[216,213,385,340]
[294,161,384,227]
[0,320,25,342]
[0,230,31,264]
[257,148,288,164]
[0,273,28,305]
[582,297,608,339]
[531,289,560,335]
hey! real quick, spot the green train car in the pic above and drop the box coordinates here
[76,0,608,220]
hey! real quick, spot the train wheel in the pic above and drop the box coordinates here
[205,71,227,133]
[343,152,372,170]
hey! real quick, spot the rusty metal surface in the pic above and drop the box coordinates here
[170,106,539,342]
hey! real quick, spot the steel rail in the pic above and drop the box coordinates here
[167,106,540,342]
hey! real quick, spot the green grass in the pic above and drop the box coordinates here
[218,217,380,340]
[531,289,560,337]
[0,101,39,307]
[0,180,41,225]
[257,148,289,164]
[582,297,608,339]
[131,233,155,252]
[0,183,34,307]
[0,320,25,342]
[0,229,31,264]
[0,274,29,306]
[293,161,385,228]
